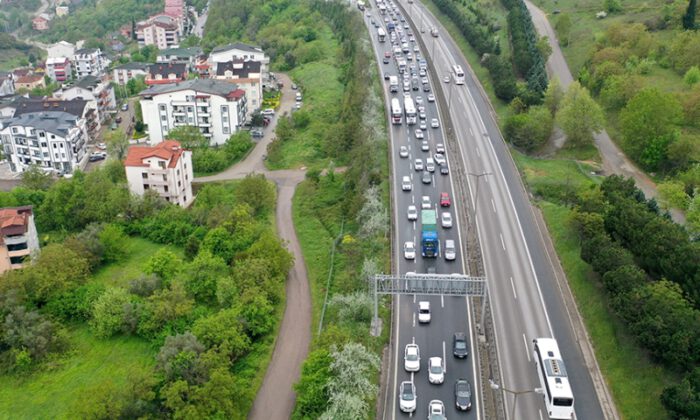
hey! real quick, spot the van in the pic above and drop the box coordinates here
[426,158,435,173]
[402,176,412,191]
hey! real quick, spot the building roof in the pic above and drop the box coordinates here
[158,47,203,59]
[148,62,187,78]
[12,98,88,118]
[211,42,263,54]
[140,78,244,99]
[114,62,149,71]
[5,111,79,137]
[0,206,33,237]
[46,56,70,65]
[216,60,262,77]
[16,75,43,84]
[74,48,99,56]
[75,75,100,89]
[125,140,186,169]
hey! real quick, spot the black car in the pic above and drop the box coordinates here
[384,72,390,80]
[453,332,469,358]
[455,379,472,411]
[440,164,449,175]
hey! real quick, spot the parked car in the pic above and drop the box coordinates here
[121,103,128,111]
[262,108,275,116]
[251,129,264,138]
[115,116,122,123]
[96,142,107,150]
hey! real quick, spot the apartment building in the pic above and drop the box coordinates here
[72,48,108,78]
[10,97,99,141]
[45,57,72,82]
[0,206,40,274]
[156,47,203,70]
[136,15,181,50]
[47,40,80,59]
[209,43,270,77]
[139,79,247,146]
[0,111,88,174]
[54,76,115,122]
[125,140,193,207]
[112,62,149,86]
[145,62,188,85]
[213,60,262,116]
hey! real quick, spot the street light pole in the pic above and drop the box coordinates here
[489,380,543,420]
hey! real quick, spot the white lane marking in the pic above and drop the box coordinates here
[412,195,415,204]
[469,127,473,136]
[510,276,517,299]
[441,294,444,308]
[412,336,416,345]
[491,198,496,213]
[539,410,544,420]
[465,296,481,419]
[432,174,435,185]
[442,340,447,374]
[413,294,416,303]
[412,312,416,327]
[500,233,506,251]
[476,147,481,157]
[523,333,531,362]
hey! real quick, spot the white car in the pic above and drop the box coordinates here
[399,145,409,158]
[421,141,430,152]
[436,143,445,154]
[262,108,275,116]
[415,129,424,139]
[404,343,420,372]
[434,153,446,166]
[404,241,416,260]
[415,96,424,105]
[427,93,436,102]
[441,212,452,228]
[431,118,440,128]
[399,381,417,413]
[428,399,446,419]
[444,239,456,261]
[428,357,445,384]
[414,158,424,171]
[421,195,431,209]
[96,142,107,150]
[418,301,431,323]
[407,205,418,221]
[420,121,427,130]
[402,176,412,191]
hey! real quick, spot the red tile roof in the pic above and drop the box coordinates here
[0,206,32,236]
[124,140,187,169]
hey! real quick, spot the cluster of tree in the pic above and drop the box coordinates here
[500,0,548,95]
[432,0,518,100]
[571,176,700,417]
[0,33,33,51]
[0,0,41,33]
[166,125,254,174]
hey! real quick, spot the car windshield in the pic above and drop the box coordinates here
[457,386,470,397]
[419,308,429,314]
[455,341,466,349]
[430,363,442,373]
[406,351,418,361]
[401,386,414,400]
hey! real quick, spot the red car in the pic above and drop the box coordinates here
[440,192,451,207]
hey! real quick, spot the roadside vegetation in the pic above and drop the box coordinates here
[0,164,291,418]
[165,125,254,175]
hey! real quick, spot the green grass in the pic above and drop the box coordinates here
[0,326,154,419]
[91,236,183,288]
[539,202,676,420]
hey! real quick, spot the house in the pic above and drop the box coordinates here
[15,75,45,91]
[0,111,89,174]
[124,140,193,207]
[135,14,182,50]
[72,48,108,78]
[45,57,72,82]
[56,5,69,17]
[139,78,247,146]
[10,98,99,140]
[32,14,52,31]
[0,72,15,97]
[47,40,80,59]
[209,43,270,77]
[156,47,203,70]
[0,206,40,274]
[113,62,149,86]
[164,0,185,19]
[194,54,210,77]
[54,75,116,122]
[145,62,187,85]
[213,60,263,116]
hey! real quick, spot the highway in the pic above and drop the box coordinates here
[363,5,479,420]
[365,1,607,419]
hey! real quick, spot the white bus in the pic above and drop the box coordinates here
[403,95,417,125]
[452,65,465,85]
[391,98,402,125]
[533,338,575,420]
[378,27,386,42]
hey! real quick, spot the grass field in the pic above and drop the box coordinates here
[0,326,154,419]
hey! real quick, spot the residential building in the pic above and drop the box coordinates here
[0,72,15,97]
[15,75,45,91]
[156,47,203,70]
[72,48,108,78]
[194,54,210,77]
[213,60,262,115]
[136,14,181,50]
[125,140,193,207]
[54,76,116,122]
[145,62,187,85]
[112,62,149,86]
[10,98,99,140]
[164,0,185,19]
[56,5,69,17]
[47,40,82,59]
[0,111,88,173]
[0,206,40,274]
[140,79,247,146]
[209,43,270,76]
[32,14,51,31]
[45,57,72,82]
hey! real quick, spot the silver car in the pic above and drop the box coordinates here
[434,153,446,165]
[441,212,453,228]
[421,141,430,152]
[414,158,424,171]
[422,170,432,184]
[444,239,456,261]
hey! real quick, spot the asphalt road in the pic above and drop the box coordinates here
[363,6,479,420]
[371,1,608,419]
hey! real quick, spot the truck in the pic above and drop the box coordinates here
[377,27,386,42]
[421,209,439,257]
[389,75,399,93]
[396,57,407,74]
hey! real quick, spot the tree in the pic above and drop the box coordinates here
[294,349,333,419]
[536,36,553,61]
[658,181,690,210]
[2,305,67,363]
[181,250,228,303]
[236,173,275,216]
[157,332,207,384]
[688,194,700,238]
[555,14,572,46]
[662,368,700,419]
[191,308,251,361]
[557,82,605,147]
[20,165,54,190]
[543,77,564,115]
[684,65,700,86]
[144,248,183,282]
[620,88,683,170]
[166,125,209,149]
[235,288,274,338]
[604,0,622,13]
[98,224,129,263]
[200,227,236,262]
[23,244,91,305]
[683,0,697,30]
[321,342,380,418]
[90,287,131,338]
[105,127,129,161]
[503,105,553,151]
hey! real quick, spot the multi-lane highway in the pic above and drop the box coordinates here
[364,0,608,419]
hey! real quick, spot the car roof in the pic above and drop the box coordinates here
[454,332,466,339]
[445,239,455,246]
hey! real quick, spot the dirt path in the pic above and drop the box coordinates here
[525,1,685,223]
[194,73,312,420]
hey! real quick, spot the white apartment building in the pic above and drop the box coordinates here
[47,40,81,59]
[125,140,193,207]
[112,62,148,86]
[0,111,88,174]
[136,15,181,50]
[209,43,270,76]
[140,79,247,146]
[45,57,72,82]
[0,206,40,274]
[72,48,108,78]
[213,60,262,116]
[54,76,116,122]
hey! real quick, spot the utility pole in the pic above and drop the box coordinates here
[489,380,543,420]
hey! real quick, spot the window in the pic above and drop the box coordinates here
[144,184,149,190]
[221,105,228,113]
[178,181,181,187]
[51,135,55,139]
[161,115,167,121]
[187,106,193,113]
[11,127,18,134]
[61,153,66,158]
[41,142,47,147]
[159,104,167,111]
[53,144,57,149]
[164,186,169,192]
[158,161,166,169]
[223,126,229,134]
[162,174,167,181]
[39,132,45,138]
[142,173,148,179]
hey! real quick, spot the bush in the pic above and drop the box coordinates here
[503,105,553,151]
[90,287,132,338]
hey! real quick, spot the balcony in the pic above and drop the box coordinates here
[3,235,27,246]
[172,110,185,116]
[8,248,30,259]
[198,121,211,127]
[171,100,194,107]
